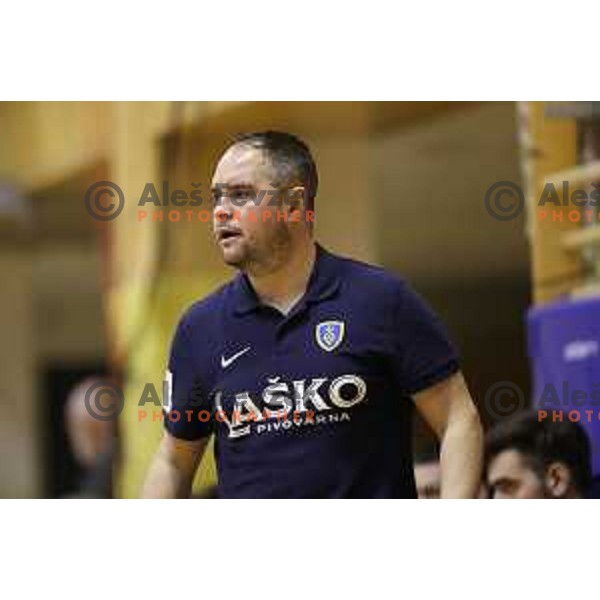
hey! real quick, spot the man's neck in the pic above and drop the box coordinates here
[247,241,317,315]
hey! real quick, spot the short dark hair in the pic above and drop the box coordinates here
[230,130,318,211]
[485,411,592,494]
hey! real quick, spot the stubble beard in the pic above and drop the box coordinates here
[229,222,293,277]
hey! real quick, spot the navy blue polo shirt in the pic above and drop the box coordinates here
[164,244,459,498]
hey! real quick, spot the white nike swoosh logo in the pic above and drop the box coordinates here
[220,346,251,368]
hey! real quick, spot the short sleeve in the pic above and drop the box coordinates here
[164,316,214,440]
[388,281,460,395]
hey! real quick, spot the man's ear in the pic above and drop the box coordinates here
[280,186,308,226]
[286,186,306,212]
[544,462,572,498]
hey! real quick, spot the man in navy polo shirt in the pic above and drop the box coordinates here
[142,131,483,499]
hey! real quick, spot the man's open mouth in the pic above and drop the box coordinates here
[217,227,243,242]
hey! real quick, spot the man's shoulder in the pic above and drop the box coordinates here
[176,279,235,332]
[330,250,409,297]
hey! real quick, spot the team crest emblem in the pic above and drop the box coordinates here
[315,321,345,352]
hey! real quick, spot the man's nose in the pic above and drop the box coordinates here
[214,196,234,223]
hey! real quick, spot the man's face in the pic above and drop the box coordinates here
[486,449,546,499]
[211,144,296,271]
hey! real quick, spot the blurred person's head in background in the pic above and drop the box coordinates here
[414,444,441,499]
[484,411,592,499]
[64,376,121,498]
[211,131,317,275]
[415,445,488,499]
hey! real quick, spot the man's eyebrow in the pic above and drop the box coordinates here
[211,183,255,192]
[488,476,511,488]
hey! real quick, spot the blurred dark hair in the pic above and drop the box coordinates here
[485,411,592,494]
[414,441,439,465]
[230,130,318,212]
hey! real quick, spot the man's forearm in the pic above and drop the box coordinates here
[439,408,483,499]
[142,449,192,498]
[141,434,207,498]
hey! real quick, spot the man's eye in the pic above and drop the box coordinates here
[496,480,517,495]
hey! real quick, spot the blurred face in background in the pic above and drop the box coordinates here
[486,449,574,499]
[211,144,305,275]
[66,378,116,470]
[487,450,544,499]
[414,460,441,499]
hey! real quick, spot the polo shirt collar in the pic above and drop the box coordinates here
[232,243,340,316]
